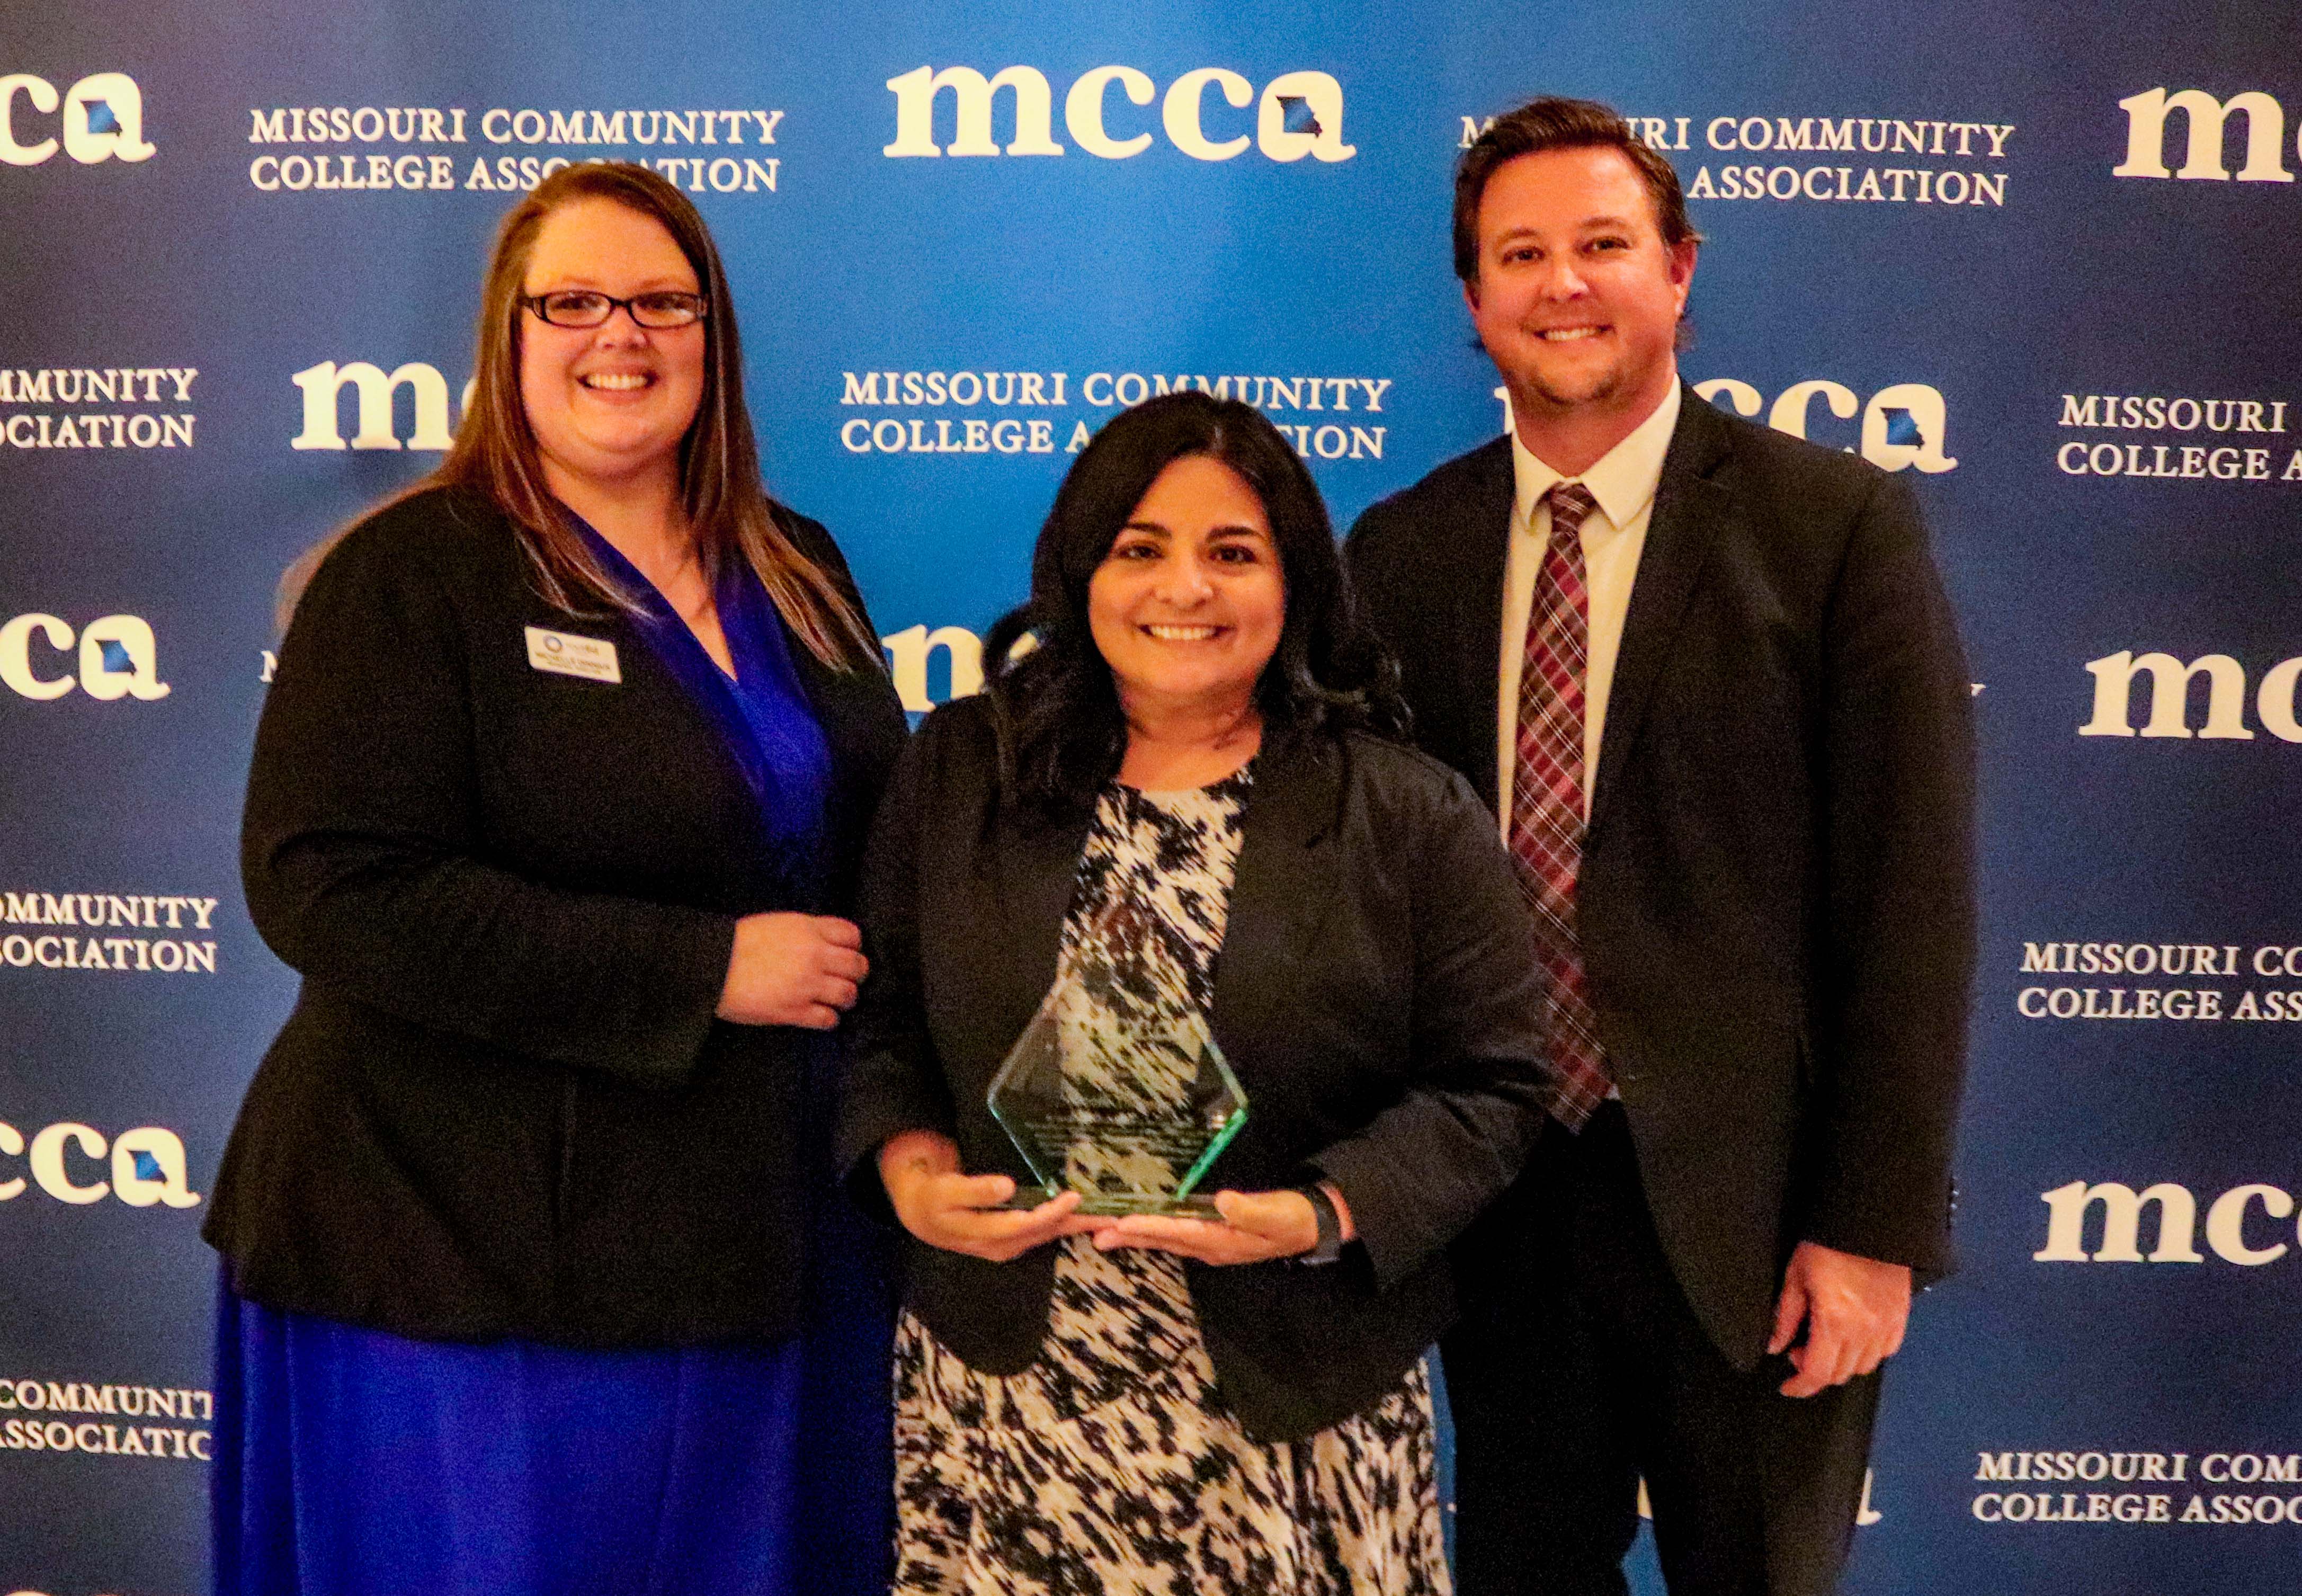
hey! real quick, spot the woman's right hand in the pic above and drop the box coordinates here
[879,1129,1109,1261]
[716,912,869,1029]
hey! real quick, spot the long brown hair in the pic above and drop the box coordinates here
[286,163,877,669]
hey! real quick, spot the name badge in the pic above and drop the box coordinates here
[524,626,621,684]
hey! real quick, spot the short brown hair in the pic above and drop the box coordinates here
[1452,96,1701,282]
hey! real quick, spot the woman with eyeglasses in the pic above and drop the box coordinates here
[205,164,907,1596]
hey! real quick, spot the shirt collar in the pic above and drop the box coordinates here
[1510,380,1682,534]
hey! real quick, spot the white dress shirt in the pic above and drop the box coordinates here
[1497,382,1681,834]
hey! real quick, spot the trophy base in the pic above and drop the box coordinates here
[997,1185,1222,1217]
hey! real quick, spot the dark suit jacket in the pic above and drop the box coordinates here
[836,695,1552,1441]
[1345,386,1977,1369]
[206,485,908,1347]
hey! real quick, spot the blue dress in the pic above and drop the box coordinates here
[213,519,892,1596]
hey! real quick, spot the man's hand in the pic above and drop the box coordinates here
[1768,1240,1911,1398]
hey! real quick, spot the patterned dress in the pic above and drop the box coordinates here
[893,772,1451,1596]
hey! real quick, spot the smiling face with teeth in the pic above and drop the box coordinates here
[1088,453,1287,731]
[517,196,707,503]
[1465,144,1698,470]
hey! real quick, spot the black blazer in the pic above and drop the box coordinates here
[836,696,1552,1442]
[1345,387,1977,1369]
[206,486,908,1347]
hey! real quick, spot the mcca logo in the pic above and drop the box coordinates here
[885,64,1352,163]
[2114,87,2297,182]
[0,1120,200,1208]
[1495,379,1957,474]
[1695,379,1957,473]
[0,613,167,701]
[2035,1179,2302,1265]
[291,359,471,450]
[2078,649,2302,741]
[1,72,154,166]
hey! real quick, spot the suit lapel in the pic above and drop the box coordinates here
[1453,440,1517,815]
[1590,386,1733,836]
[992,807,1093,1041]
[1210,737,1342,1088]
[980,737,1340,1085]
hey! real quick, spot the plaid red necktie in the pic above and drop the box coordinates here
[1509,482,1611,1129]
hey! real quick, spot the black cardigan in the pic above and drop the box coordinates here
[206,486,908,1347]
[837,695,1553,1441]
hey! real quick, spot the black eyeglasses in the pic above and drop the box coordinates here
[521,290,708,329]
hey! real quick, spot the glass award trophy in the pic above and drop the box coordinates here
[986,974,1248,1215]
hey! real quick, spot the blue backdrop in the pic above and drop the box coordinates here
[6,2,2301,1592]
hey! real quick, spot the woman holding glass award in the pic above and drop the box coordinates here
[841,391,1555,1595]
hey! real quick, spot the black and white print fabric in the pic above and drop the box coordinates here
[893,772,1450,1596]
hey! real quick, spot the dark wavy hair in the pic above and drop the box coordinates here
[980,390,1408,824]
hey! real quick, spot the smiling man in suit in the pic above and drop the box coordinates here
[1344,97,1977,1596]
